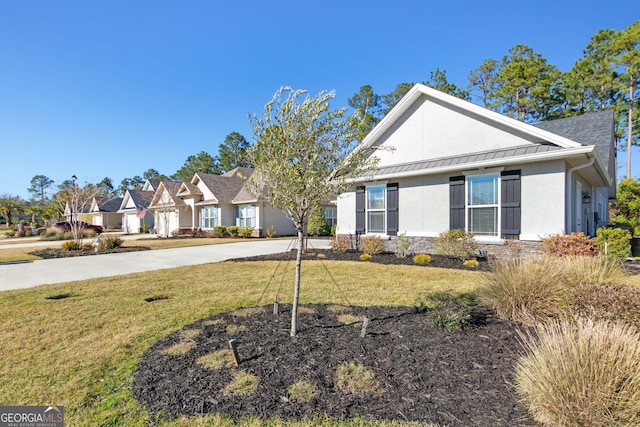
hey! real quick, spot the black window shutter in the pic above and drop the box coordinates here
[449,176,465,230]
[501,170,521,238]
[355,186,365,234]
[386,183,399,236]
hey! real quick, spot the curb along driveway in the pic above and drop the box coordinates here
[0,239,330,292]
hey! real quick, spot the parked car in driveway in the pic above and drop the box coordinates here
[52,221,105,234]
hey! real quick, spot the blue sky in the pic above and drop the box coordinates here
[0,1,637,199]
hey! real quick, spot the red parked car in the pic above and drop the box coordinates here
[53,221,105,234]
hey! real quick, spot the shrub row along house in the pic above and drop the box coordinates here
[335,84,616,256]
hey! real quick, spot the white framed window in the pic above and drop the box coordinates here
[324,207,337,229]
[467,174,499,237]
[366,185,386,234]
[236,204,256,227]
[201,206,218,229]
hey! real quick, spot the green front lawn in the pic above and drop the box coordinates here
[0,260,476,426]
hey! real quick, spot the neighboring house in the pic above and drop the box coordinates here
[64,202,92,223]
[336,84,615,255]
[118,179,167,234]
[148,167,296,237]
[90,197,123,230]
[148,180,188,237]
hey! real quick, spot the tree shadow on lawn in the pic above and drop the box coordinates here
[134,304,531,426]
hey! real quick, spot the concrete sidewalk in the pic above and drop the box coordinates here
[0,239,330,292]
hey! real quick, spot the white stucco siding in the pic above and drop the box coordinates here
[396,176,449,236]
[372,95,542,167]
[519,161,566,240]
[336,191,356,235]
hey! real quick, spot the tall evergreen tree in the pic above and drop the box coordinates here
[494,44,561,122]
[468,59,499,109]
[217,132,251,172]
[426,68,469,100]
[172,151,220,182]
[27,175,54,205]
[380,82,414,115]
[347,85,382,142]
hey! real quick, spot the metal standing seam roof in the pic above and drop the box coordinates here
[370,144,565,177]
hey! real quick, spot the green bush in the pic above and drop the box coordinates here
[425,292,471,331]
[226,226,240,237]
[62,240,82,251]
[596,227,631,260]
[516,319,640,427]
[541,232,598,257]
[358,235,385,255]
[5,230,16,238]
[238,226,254,238]
[212,226,227,238]
[413,254,432,265]
[434,229,478,261]
[307,206,331,236]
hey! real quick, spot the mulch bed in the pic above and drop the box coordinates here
[134,251,531,426]
[229,249,493,272]
[30,246,151,259]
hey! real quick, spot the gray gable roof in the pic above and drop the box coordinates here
[128,190,154,209]
[534,110,615,175]
[95,197,123,213]
[194,167,258,204]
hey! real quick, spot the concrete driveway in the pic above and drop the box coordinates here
[0,238,330,292]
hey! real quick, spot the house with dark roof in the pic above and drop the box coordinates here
[336,84,616,255]
[89,197,123,230]
[162,167,295,237]
[118,178,170,234]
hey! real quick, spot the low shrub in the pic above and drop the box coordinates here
[212,226,227,238]
[265,224,276,238]
[516,319,640,427]
[359,253,372,261]
[226,226,240,237]
[358,235,384,255]
[329,235,353,253]
[62,240,82,251]
[541,232,598,257]
[425,292,471,331]
[5,230,16,238]
[307,206,331,236]
[413,254,432,265]
[463,259,479,268]
[434,229,478,261]
[571,282,640,328]
[395,232,411,258]
[102,235,123,249]
[238,226,254,238]
[596,227,631,260]
[142,224,150,234]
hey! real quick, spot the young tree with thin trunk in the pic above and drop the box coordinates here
[247,87,377,337]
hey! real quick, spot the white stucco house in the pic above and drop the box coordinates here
[148,167,296,237]
[336,84,616,254]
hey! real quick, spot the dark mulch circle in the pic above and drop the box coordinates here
[134,302,531,426]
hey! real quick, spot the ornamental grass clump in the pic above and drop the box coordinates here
[571,282,640,329]
[479,257,569,325]
[516,319,640,427]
